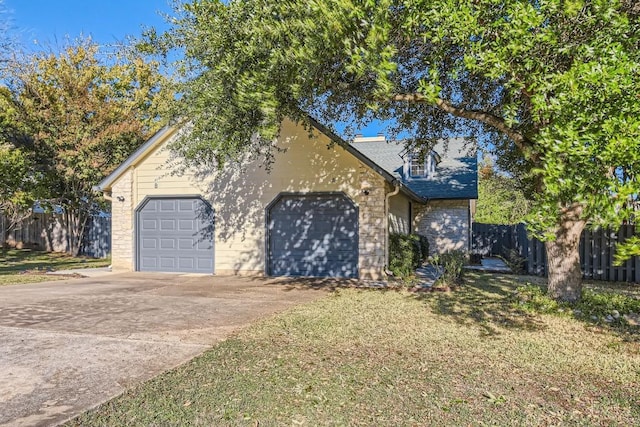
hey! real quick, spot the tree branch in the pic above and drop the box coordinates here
[391,93,533,156]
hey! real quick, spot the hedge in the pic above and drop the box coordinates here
[388,233,429,278]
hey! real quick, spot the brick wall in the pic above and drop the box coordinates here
[357,164,386,279]
[414,199,470,254]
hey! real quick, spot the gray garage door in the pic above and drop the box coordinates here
[267,194,358,278]
[137,197,214,273]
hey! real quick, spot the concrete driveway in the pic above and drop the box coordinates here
[0,273,328,426]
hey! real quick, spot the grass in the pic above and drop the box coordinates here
[0,249,110,286]
[68,272,640,426]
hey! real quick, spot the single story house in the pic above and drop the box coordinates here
[95,118,477,279]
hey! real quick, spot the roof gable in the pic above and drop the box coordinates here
[95,118,476,201]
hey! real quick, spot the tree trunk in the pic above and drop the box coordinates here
[545,205,586,303]
[66,208,89,257]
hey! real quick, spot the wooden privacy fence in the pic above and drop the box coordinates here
[472,222,640,283]
[0,213,111,258]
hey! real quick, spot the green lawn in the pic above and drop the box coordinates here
[68,272,640,426]
[0,249,110,286]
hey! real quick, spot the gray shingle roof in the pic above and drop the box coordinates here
[350,138,478,200]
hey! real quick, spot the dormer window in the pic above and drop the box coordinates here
[407,151,439,179]
[410,156,426,177]
[410,156,427,178]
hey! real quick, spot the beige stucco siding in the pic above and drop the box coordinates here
[389,193,411,234]
[108,119,387,279]
[133,132,205,206]
[414,199,470,254]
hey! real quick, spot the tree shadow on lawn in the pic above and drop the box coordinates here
[0,249,101,274]
[411,272,549,337]
[256,272,546,336]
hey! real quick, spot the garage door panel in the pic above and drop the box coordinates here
[137,197,214,273]
[160,239,175,249]
[179,220,194,230]
[140,257,157,268]
[159,257,176,268]
[141,220,157,230]
[160,200,176,211]
[143,200,158,212]
[160,219,176,231]
[196,240,213,250]
[197,258,214,269]
[141,239,157,249]
[178,200,194,211]
[178,258,195,269]
[178,238,194,249]
[268,194,358,278]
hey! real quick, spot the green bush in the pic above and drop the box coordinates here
[432,250,466,285]
[389,233,429,278]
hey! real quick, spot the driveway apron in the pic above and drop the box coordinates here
[0,273,326,426]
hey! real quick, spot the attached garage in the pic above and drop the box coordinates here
[267,193,358,278]
[136,197,214,273]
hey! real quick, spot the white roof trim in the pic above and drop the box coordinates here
[94,126,177,192]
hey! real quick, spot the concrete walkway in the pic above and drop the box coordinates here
[465,257,512,273]
[0,273,328,426]
[415,257,511,288]
[415,265,441,287]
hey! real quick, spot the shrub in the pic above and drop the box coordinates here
[503,248,526,274]
[432,250,466,285]
[388,233,429,278]
[512,285,564,314]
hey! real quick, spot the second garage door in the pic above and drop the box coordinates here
[267,193,358,278]
[136,197,214,273]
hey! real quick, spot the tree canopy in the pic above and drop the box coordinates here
[152,0,640,301]
[0,39,171,254]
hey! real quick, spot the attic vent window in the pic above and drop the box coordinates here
[408,151,439,178]
[410,157,426,177]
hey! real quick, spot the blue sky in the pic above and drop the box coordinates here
[5,0,173,49]
[3,0,389,135]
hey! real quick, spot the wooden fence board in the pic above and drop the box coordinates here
[472,222,638,283]
[1,213,110,258]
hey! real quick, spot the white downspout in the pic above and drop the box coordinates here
[102,191,113,202]
[384,183,401,276]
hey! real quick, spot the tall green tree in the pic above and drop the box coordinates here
[152,0,640,301]
[0,39,171,255]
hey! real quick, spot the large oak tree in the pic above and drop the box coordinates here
[153,0,640,301]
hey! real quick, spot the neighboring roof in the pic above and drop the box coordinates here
[350,137,478,200]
